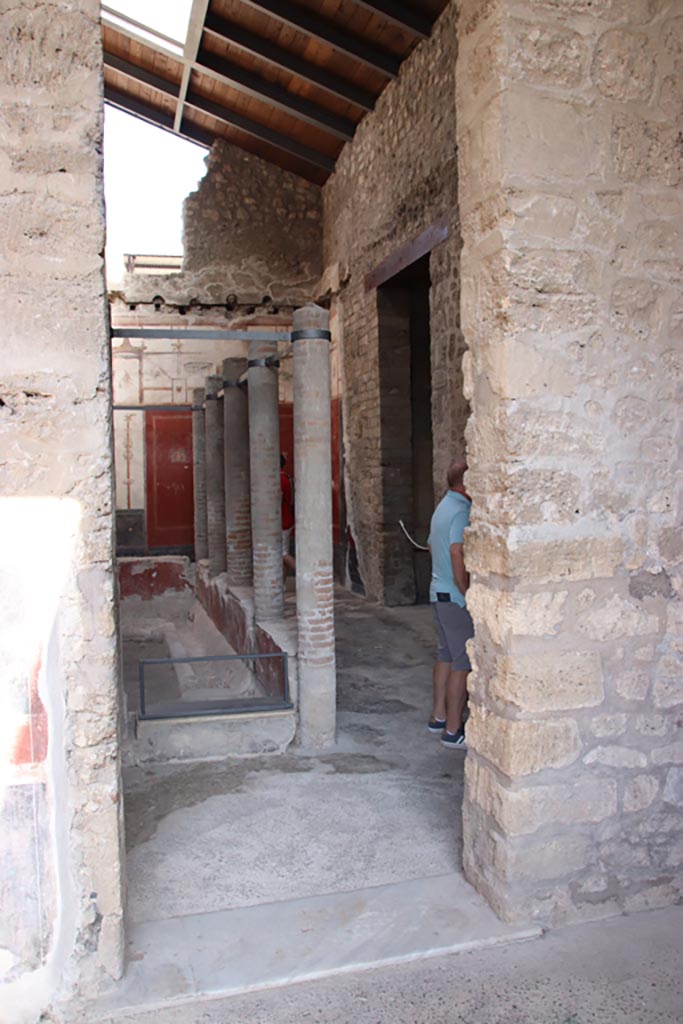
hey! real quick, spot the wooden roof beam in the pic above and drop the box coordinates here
[238,0,401,77]
[184,90,336,172]
[103,52,181,98]
[352,1,433,38]
[204,13,376,111]
[104,85,176,133]
[196,49,355,141]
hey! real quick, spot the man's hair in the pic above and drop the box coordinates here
[447,459,467,489]
[280,454,286,469]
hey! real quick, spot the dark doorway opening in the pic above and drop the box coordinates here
[377,254,433,605]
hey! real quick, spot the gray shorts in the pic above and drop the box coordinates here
[432,601,474,671]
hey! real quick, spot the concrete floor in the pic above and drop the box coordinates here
[94,904,683,1024]
[97,589,683,1023]
[123,588,463,921]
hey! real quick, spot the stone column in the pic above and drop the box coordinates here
[456,0,682,925]
[222,357,252,586]
[192,387,208,561]
[248,339,283,619]
[293,304,336,748]
[204,374,226,575]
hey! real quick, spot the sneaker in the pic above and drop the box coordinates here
[427,718,447,734]
[441,728,467,750]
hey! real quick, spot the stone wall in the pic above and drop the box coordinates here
[457,0,683,924]
[0,0,124,1019]
[322,1,467,602]
[120,141,323,307]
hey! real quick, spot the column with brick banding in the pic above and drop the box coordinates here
[204,374,226,575]
[192,387,208,561]
[293,304,336,748]
[222,357,252,586]
[248,339,283,619]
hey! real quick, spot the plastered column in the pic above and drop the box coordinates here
[222,357,252,586]
[192,387,208,561]
[248,339,283,619]
[293,305,336,748]
[204,375,226,575]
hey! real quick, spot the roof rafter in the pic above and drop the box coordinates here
[196,49,355,141]
[204,12,376,110]
[237,0,401,77]
[184,90,336,172]
[103,52,180,98]
[352,0,433,38]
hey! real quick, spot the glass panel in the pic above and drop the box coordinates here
[102,0,194,49]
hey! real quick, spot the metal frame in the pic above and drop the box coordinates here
[101,2,441,178]
[138,651,291,720]
[111,329,290,341]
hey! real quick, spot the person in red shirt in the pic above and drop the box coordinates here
[280,454,296,574]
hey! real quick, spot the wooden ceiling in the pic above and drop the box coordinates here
[102,0,449,185]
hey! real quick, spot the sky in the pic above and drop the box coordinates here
[103,106,208,286]
[101,0,206,286]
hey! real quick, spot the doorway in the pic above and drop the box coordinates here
[145,408,194,553]
[377,254,433,606]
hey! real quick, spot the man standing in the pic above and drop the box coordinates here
[427,459,473,749]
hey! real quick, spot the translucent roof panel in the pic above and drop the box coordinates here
[102,0,193,50]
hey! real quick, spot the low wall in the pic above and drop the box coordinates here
[197,565,296,706]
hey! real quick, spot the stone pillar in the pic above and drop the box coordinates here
[222,357,252,586]
[457,0,683,925]
[248,339,283,619]
[204,374,226,575]
[192,387,208,561]
[293,305,336,748]
[0,1,124,1011]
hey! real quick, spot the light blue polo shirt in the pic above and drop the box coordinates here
[427,490,471,606]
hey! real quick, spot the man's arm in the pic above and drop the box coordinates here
[450,542,469,596]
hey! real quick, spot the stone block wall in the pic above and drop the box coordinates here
[457,0,683,923]
[120,141,323,308]
[0,0,124,1017]
[322,1,467,602]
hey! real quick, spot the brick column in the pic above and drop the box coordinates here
[293,305,336,748]
[192,387,208,561]
[248,339,283,619]
[222,357,252,586]
[204,374,226,575]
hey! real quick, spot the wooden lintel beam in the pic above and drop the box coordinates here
[238,0,400,77]
[204,12,376,110]
[196,49,355,141]
[103,52,181,98]
[364,216,449,291]
[352,0,432,38]
[184,90,336,172]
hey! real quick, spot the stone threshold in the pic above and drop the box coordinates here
[91,873,541,1019]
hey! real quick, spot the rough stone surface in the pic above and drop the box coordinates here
[490,652,604,712]
[321,3,466,601]
[0,0,124,1017]
[120,142,322,307]
[458,0,683,923]
[466,708,581,777]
